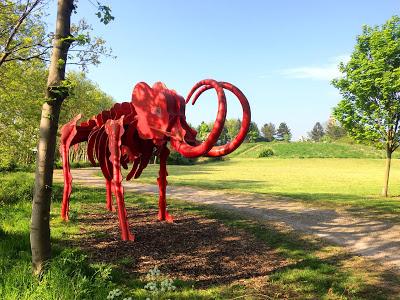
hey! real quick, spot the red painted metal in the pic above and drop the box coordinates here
[59,79,251,240]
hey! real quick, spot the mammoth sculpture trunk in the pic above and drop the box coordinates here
[60,79,251,241]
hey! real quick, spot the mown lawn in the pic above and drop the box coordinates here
[136,157,400,219]
[2,172,400,299]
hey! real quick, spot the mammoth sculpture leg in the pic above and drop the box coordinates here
[157,145,173,222]
[105,117,134,241]
[59,114,81,221]
[105,179,115,212]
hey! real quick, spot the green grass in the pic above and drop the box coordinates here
[136,157,400,219]
[229,141,400,159]
[0,173,243,299]
[2,172,400,299]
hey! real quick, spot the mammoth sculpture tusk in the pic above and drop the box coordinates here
[170,79,227,158]
[186,81,251,157]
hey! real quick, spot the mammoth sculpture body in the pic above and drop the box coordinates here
[60,79,251,241]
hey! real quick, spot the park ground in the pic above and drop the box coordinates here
[2,142,400,299]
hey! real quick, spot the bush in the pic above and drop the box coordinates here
[0,173,34,205]
[167,151,196,165]
[54,160,95,169]
[258,148,274,158]
[0,172,63,205]
[0,149,17,172]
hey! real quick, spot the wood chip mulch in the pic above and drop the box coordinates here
[67,204,289,287]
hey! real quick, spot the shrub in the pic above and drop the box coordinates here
[167,151,196,165]
[258,148,274,158]
[54,160,95,169]
[0,172,62,205]
[0,148,17,172]
[0,173,34,205]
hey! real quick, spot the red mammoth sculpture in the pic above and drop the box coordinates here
[60,79,251,241]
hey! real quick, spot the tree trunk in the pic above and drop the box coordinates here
[30,0,74,275]
[382,146,392,197]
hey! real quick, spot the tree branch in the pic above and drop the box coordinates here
[0,0,42,67]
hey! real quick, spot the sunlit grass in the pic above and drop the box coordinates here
[136,158,400,217]
[1,172,400,299]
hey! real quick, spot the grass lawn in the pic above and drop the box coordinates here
[2,172,400,299]
[135,157,400,219]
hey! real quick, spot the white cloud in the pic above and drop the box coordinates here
[281,54,350,81]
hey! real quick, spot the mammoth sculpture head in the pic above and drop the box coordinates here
[131,79,251,158]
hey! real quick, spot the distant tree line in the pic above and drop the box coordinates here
[307,117,347,142]
[194,117,349,144]
[196,119,293,143]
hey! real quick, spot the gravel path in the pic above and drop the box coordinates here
[53,167,400,270]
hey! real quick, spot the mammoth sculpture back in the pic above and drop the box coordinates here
[60,79,251,241]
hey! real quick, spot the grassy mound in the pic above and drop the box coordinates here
[229,142,399,159]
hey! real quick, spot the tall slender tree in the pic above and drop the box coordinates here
[30,0,114,274]
[30,0,74,275]
[332,16,400,197]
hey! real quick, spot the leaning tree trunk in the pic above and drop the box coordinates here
[30,0,74,275]
[382,145,392,197]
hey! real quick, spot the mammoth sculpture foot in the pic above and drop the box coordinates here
[158,211,174,223]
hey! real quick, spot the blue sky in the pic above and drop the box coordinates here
[48,1,399,139]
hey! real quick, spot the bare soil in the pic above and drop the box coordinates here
[68,204,289,288]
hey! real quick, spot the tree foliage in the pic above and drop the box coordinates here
[332,15,400,196]
[0,64,114,169]
[0,60,47,168]
[309,122,325,142]
[0,0,49,67]
[246,121,260,143]
[261,122,276,142]
[276,122,291,142]
[0,0,114,71]
[225,118,241,142]
[196,121,229,145]
[325,117,347,140]
[196,121,210,142]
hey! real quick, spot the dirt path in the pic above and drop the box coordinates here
[53,168,400,271]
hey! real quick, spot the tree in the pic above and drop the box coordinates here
[196,121,211,141]
[30,0,114,275]
[60,71,114,124]
[276,122,291,142]
[246,121,260,143]
[0,0,113,72]
[261,122,276,142]
[325,116,346,140]
[225,118,241,141]
[332,16,400,197]
[0,60,47,168]
[0,0,49,68]
[0,65,113,168]
[213,122,229,145]
[309,122,325,142]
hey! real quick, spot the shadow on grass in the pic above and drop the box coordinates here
[181,203,400,299]
[275,191,400,221]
